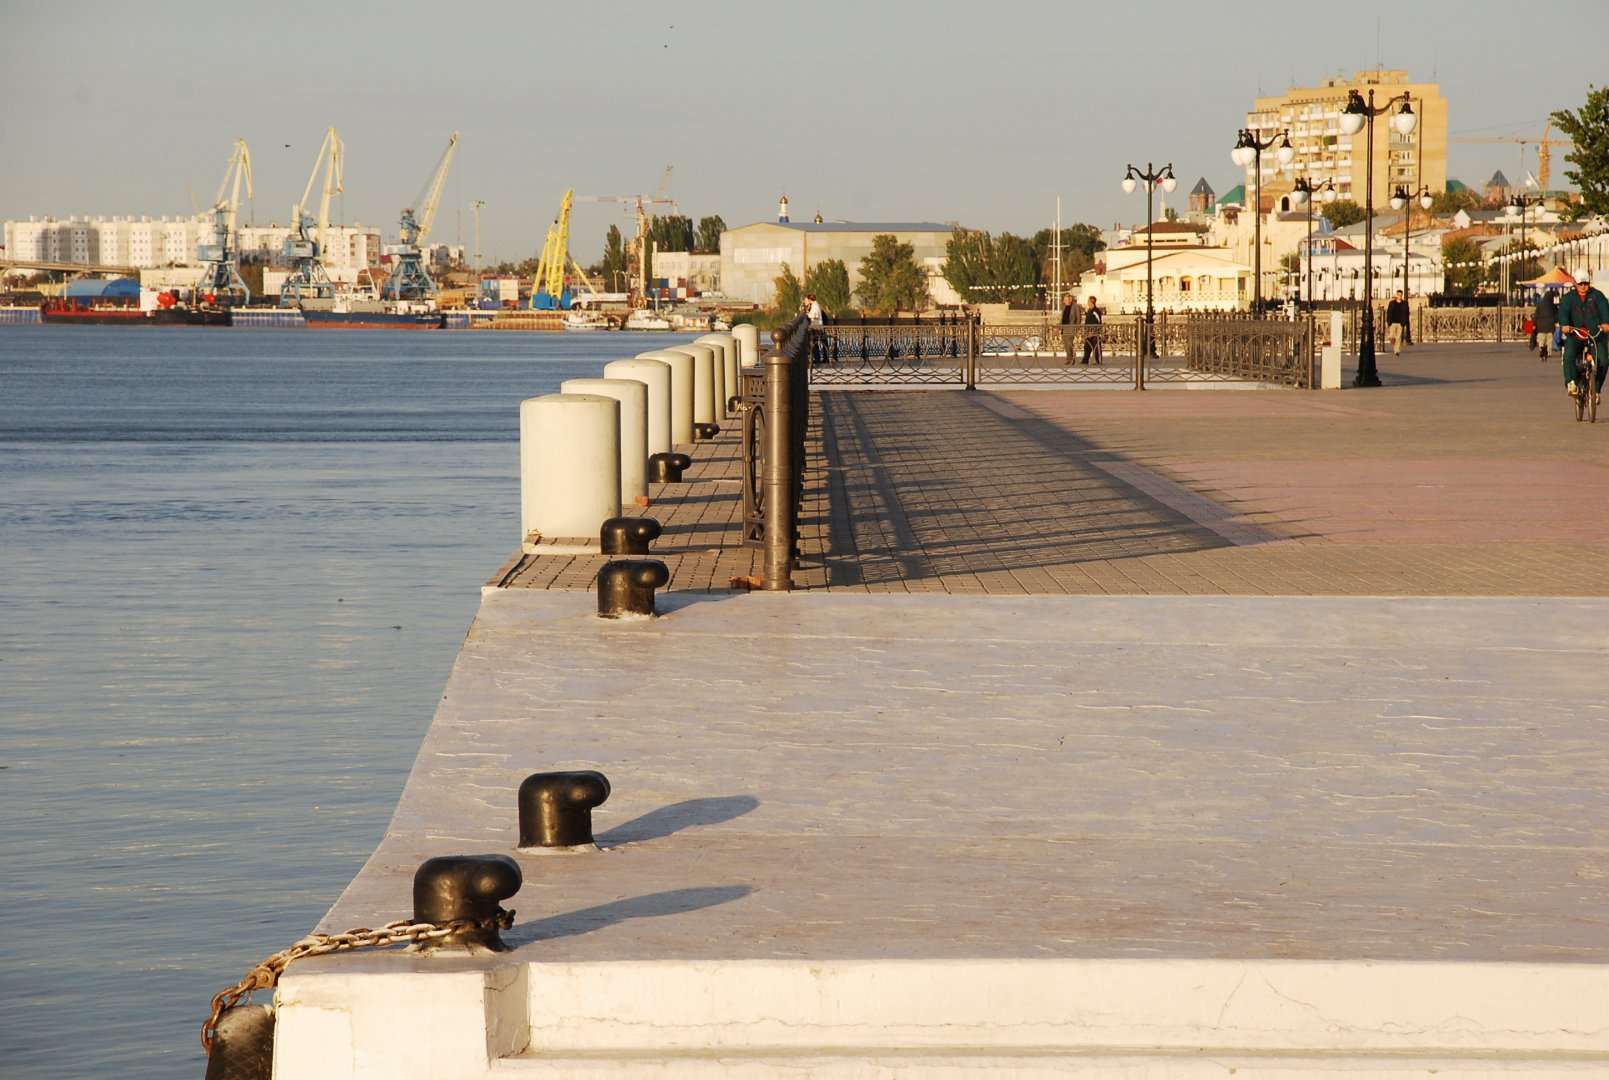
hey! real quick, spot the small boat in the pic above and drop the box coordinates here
[562,310,614,332]
[622,309,672,331]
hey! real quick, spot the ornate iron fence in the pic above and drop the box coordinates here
[1421,305,1523,343]
[811,311,1317,388]
[1182,313,1315,388]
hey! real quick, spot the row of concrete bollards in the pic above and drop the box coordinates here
[518,327,759,618]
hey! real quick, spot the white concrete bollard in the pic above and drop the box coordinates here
[603,358,671,456]
[637,350,694,446]
[560,377,649,506]
[1320,311,1343,389]
[733,323,760,368]
[697,333,738,415]
[669,344,718,427]
[519,393,621,544]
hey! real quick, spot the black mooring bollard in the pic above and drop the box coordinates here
[601,516,662,555]
[517,770,610,848]
[693,421,720,441]
[411,854,521,954]
[647,451,692,483]
[597,559,670,618]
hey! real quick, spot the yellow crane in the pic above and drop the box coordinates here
[280,127,343,306]
[529,190,601,309]
[576,168,678,307]
[1451,120,1571,190]
[195,138,253,304]
[383,132,459,301]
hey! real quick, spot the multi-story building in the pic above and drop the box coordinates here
[720,199,961,307]
[1241,69,1447,212]
[3,215,209,267]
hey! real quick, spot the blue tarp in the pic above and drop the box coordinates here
[64,278,139,298]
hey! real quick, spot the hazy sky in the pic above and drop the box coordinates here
[4,1,1604,265]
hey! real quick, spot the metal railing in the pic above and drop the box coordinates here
[811,312,1315,388]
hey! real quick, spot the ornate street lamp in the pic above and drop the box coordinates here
[1122,161,1178,390]
[1508,188,1543,301]
[1390,184,1433,335]
[1290,177,1336,312]
[1338,88,1417,387]
[1230,129,1294,313]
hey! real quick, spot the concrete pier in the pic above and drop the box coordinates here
[274,345,1609,1078]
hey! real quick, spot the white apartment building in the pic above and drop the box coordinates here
[4,215,208,267]
[237,222,384,282]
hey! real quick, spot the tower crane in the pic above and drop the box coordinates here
[382,132,459,302]
[1451,120,1571,190]
[195,138,253,305]
[576,170,678,307]
[280,127,344,307]
[528,190,602,310]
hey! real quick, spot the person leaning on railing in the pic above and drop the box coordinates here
[1559,269,1609,402]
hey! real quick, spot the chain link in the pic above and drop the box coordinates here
[202,909,514,1053]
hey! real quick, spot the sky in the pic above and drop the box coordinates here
[3,0,1606,266]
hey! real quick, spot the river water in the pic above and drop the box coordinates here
[0,324,702,1078]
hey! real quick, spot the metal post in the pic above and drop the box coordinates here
[965,312,977,390]
[760,324,799,591]
[1356,89,1380,387]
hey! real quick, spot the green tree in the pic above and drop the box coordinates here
[804,259,852,316]
[856,234,929,314]
[599,225,627,291]
[1029,224,1106,290]
[1322,199,1366,229]
[695,215,726,254]
[1430,188,1480,215]
[1551,84,1609,219]
[1441,236,1484,294]
[648,214,695,253]
[774,262,802,314]
[942,229,1039,304]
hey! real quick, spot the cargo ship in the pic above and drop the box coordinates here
[298,297,444,329]
[40,298,231,326]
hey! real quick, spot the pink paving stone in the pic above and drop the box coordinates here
[1167,459,1609,543]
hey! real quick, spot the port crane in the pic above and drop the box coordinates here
[280,127,344,307]
[576,166,678,306]
[528,190,603,310]
[194,138,253,305]
[1451,120,1571,190]
[382,132,459,302]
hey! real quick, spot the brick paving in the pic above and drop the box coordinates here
[496,342,1609,597]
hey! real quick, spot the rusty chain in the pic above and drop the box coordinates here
[202,908,515,1054]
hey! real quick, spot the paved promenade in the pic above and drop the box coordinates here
[291,342,1609,1076]
[497,342,1609,597]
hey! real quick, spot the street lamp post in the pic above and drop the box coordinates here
[1231,129,1294,313]
[1338,88,1417,387]
[1290,178,1336,312]
[1391,184,1433,341]
[1508,189,1542,302]
[1122,162,1178,391]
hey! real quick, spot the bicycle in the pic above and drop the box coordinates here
[1565,325,1603,424]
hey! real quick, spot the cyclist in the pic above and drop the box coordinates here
[1558,269,1609,402]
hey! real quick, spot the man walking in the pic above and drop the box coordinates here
[1385,290,1410,356]
[1060,294,1077,365]
[1082,295,1103,365]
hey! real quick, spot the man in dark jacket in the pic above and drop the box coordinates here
[1532,289,1558,361]
[1559,270,1609,400]
[1385,290,1410,355]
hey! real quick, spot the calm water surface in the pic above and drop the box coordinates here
[0,325,701,1077]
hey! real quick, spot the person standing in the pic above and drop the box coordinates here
[804,293,824,363]
[1082,295,1103,365]
[1559,270,1609,401]
[1060,294,1077,365]
[1385,290,1410,356]
[1532,288,1558,362]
